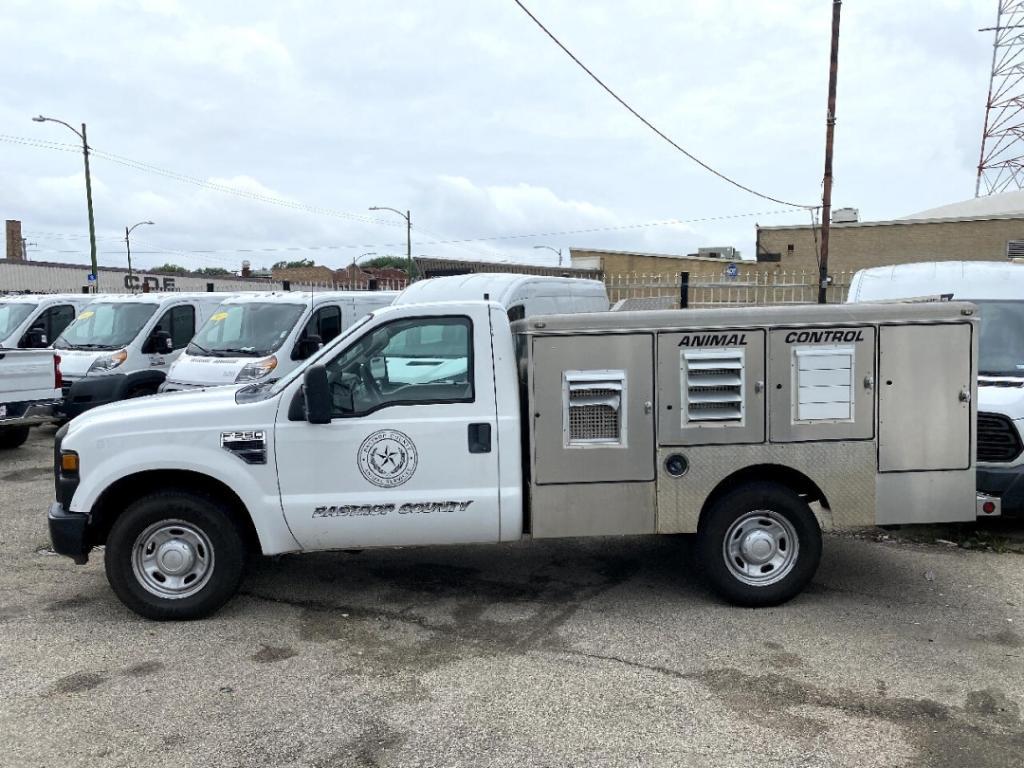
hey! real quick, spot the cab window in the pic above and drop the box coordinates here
[154,305,196,351]
[324,316,473,418]
[20,304,75,347]
[294,305,343,359]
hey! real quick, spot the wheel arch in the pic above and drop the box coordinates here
[698,463,831,532]
[89,469,262,555]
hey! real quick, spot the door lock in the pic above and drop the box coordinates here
[863,375,874,391]
[958,387,971,404]
[643,401,653,414]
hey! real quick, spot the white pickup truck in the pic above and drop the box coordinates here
[47,299,978,619]
[0,348,61,448]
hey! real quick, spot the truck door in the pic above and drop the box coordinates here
[274,304,502,551]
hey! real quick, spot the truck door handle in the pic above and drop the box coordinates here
[468,423,492,454]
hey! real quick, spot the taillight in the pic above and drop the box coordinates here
[54,354,62,389]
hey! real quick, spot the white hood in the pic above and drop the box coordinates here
[55,348,107,378]
[167,352,255,386]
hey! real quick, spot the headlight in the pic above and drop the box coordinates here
[235,355,278,382]
[87,349,127,374]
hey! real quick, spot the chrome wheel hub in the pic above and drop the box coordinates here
[132,520,215,599]
[723,510,799,587]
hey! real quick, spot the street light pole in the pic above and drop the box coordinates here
[125,220,155,292]
[369,206,413,277]
[532,244,564,266]
[33,115,99,291]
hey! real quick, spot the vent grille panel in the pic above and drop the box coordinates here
[683,350,744,423]
[564,372,625,446]
[977,412,1023,463]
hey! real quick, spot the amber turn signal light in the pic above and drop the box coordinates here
[61,452,79,473]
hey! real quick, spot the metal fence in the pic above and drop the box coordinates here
[605,270,854,310]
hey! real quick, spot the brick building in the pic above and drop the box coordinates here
[569,247,740,278]
[756,191,1024,273]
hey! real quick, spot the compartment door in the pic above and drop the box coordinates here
[878,323,973,472]
[769,326,875,443]
[657,330,766,446]
[532,334,654,485]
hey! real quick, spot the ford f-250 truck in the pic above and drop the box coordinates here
[47,299,978,619]
[0,348,62,448]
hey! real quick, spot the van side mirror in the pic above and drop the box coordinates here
[21,325,48,348]
[303,365,333,424]
[294,334,322,361]
[368,355,387,381]
[148,329,172,354]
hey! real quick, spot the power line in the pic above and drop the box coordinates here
[510,0,816,209]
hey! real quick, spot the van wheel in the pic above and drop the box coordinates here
[104,491,246,620]
[0,426,31,449]
[697,482,821,607]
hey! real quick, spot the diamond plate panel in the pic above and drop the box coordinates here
[656,441,876,533]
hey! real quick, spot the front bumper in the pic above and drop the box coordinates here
[60,374,125,420]
[47,502,90,564]
[0,399,61,428]
[977,464,1024,518]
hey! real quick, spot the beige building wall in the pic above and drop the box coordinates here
[757,216,1024,273]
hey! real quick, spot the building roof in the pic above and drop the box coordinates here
[569,247,732,263]
[902,190,1024,221]
[760,190,1024,232]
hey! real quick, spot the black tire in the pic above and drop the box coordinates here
[697,482,822,607]
[104,490,247,620]
[0,425,31,449]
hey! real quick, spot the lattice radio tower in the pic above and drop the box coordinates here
[976,1,1024,196]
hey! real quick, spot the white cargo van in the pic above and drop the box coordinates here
[847,261,1024,517]
[393,273,609,321]
[160,291,398,392]
[54,293,232,419]
[0,294,93,349]
[47,299,978,620]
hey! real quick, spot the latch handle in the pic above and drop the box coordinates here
[863,375,874,391]
[958,387,971,404]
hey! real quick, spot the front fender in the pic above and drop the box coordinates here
[70,441,301,555]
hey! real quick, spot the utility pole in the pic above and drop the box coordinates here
[369,206,414,278]
[818,0,842,305]
[125,221,155,293]
[33,115,99,291]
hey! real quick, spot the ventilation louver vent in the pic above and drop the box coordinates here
[563,371,625,446]
[977,412,1023,463]
[793,347,854,422]
[683,349,744,424]
[1007,239,1024,259]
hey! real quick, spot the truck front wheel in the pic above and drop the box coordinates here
[104,491,247,620]
[697,482,821,607]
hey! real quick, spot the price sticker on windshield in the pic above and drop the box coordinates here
[79,310,95,319]
[211,312,229,322]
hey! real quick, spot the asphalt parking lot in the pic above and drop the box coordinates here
[2,426,1023,767]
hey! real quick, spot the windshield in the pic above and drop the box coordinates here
[0,303,34,343]
[187,302,305,357]
[975,300,1024,377]
[54,303,157,350]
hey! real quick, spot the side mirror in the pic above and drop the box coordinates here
[368,355,387,381]
[303,364,333,424]
[294,334,322,361]
[22,325,48,348]
[148,329,172,354]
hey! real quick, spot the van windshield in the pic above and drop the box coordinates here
[0,303,34,343]
[976,300,1024,377]
[188,302,304,357]
[54,303,157,350]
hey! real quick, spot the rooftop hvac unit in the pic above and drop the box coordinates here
[832,207,859,223]
[697,246,738,259]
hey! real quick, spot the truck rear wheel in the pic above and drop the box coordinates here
[697,482,821,607]
[104,491,247,620]
[0,425,31,449]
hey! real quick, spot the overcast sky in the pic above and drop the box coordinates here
[0,0,997,273]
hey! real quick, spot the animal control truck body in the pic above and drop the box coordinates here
[46,299,978,619]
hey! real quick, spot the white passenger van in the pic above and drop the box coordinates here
[54,293,232,419]
[160,291,398,392]
[0,294,93,349]
[847,261,1024,517]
